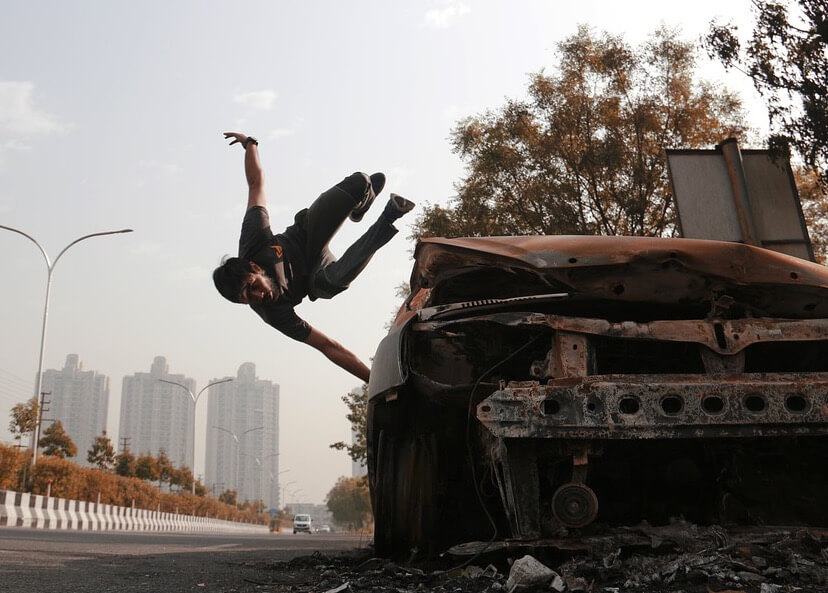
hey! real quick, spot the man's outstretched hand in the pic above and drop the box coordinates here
[223,131,248,147]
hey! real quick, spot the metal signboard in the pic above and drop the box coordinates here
[667,138,814,261]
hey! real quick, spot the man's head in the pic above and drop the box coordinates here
[213,257,275,305]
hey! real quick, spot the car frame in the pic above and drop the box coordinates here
[367,235,828,557]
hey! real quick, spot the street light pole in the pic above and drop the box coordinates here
[159,377,233,495]
[0,225,133,469]
[270,468,289,509]
[213,425,264,498]
[282,480,296,511]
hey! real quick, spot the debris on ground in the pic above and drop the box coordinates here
[506,554,560,591]
[243,526,828,593]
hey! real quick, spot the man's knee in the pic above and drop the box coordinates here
[309,268,347,301]
[335,172,371,204]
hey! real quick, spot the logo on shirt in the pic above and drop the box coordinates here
[272,245,283,259]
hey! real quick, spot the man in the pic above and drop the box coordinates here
[213,132,414,382]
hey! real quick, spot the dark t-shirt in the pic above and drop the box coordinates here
[238,206,312,342]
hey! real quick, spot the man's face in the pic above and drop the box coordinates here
[238,263,275,305]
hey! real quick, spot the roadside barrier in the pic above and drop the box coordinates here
[0,489,266,534]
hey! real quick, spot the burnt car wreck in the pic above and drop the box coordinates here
[366,235,828,558]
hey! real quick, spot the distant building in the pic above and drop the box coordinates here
[205,363,279,507]
[40,354,109,465]
[351,428,367,477]
[350,386,367,477]
[119,356,195,468]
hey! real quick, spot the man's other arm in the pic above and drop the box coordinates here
[223,131,265,210]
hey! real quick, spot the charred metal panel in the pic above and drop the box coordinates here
[531,332,594,379]
[368,319,410,401]
[411,235,828,300]
[492,439,541,539]
[477,375,828,439]
[415,313,828,356]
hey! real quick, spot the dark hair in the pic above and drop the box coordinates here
[212,257,254,303]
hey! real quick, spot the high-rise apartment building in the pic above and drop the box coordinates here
[205,362,279,507]
[40,354,109,465]
[119,356,195,468]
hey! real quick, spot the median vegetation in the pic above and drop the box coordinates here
[0,443,266,524]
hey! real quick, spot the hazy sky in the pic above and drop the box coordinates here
[0,0,767,504]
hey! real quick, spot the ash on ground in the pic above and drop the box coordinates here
[243,523,828,593]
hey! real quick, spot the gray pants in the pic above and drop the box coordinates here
[289,172,397,301]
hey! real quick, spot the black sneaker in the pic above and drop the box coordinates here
[390,193,414,214]
[381,193,416,222]
[350,172,386,222]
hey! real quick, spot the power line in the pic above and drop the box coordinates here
[0,367,34,389]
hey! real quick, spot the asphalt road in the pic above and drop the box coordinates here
[0,527,372,593]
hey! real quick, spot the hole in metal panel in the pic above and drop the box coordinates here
[714,323,728,349]
[480,405,491,413]
[544,399,561,415]
[619,397,640,415]
[785,394,808,413]
[702,396,725,414]
[744,394,767,413]
[661,395,683,416]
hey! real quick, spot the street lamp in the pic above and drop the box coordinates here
[159,377,233,494]
[282,480,296,511]
[271,468,289,509]
[0,224,133,468]
[213,425,264,496]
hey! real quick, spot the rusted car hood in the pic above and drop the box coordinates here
[411,236,828,316]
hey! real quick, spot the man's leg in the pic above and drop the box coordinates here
[309,195,414,300]
[302,172,372,264]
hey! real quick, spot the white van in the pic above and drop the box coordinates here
[293,513,312,533]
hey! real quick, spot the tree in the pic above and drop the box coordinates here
[169,465,194,492]
[8,396,38,443]
[218,489,237,506]
[155,449,174,490]
[134,453,159,482]
[706,0,828,185]
[114,449,136,477]
[325,475,372,529]
[38,420,77,459]
[798,166,828,262]
[329,384,367,466]
[412,26,747,240]
[87,430,116,470]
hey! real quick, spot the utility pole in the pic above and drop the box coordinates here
[33,391,50,454]
[120,437,131,452]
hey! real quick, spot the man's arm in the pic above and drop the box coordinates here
[305,327,370,382]
[223,131,265,210]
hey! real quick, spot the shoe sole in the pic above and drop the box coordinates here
[350,172,386,222]
[390,193,415,214]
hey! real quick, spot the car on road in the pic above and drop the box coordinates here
[292,514,312,534]
[367,235,828,557]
